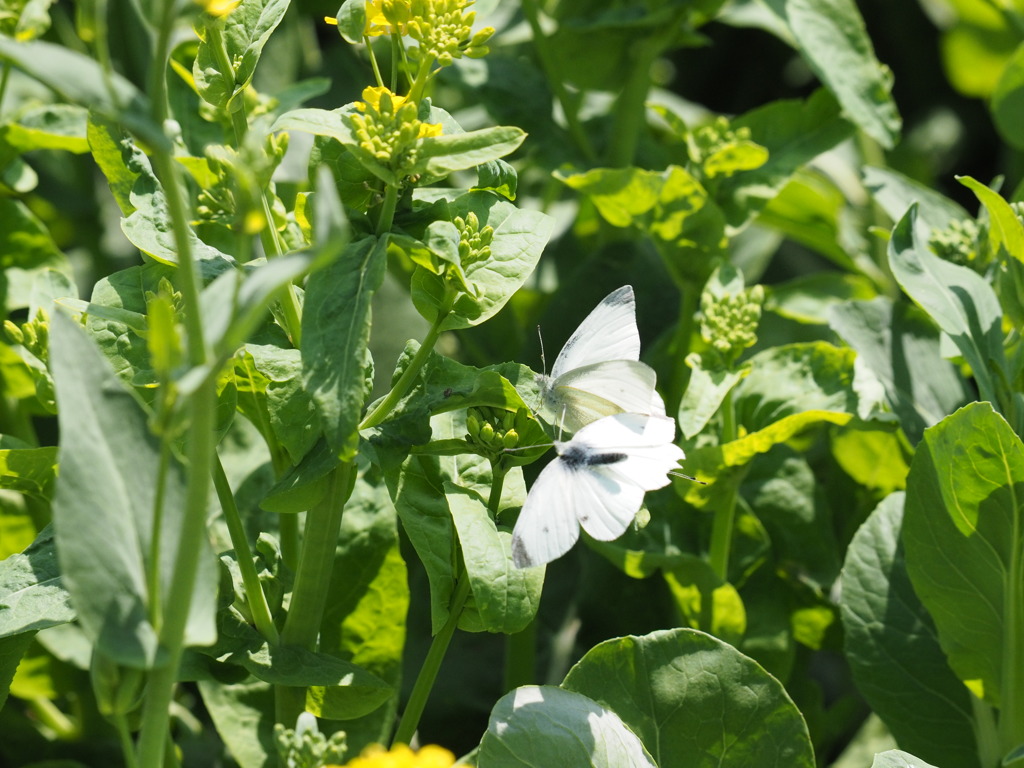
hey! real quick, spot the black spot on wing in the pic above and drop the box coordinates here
[559,444,628,470]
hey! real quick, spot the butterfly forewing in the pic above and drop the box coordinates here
[549,285,640,380]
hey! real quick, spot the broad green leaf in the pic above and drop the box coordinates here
[1,104,88,153]
[717,89,854,227]
[871,751,941,768]
[678,359,746,439]
[992,44,1024,150]
[49,311,216,667]
[0,445,57,500]
[841,493,980,768]
[194,0,290,111]
[239,344,321,465]
[663,556,746,644]
[0,38,163,148]
[478,685,658,768]
[0,631,34,712]
[958,174,1024,262]
[302,236,385,459]
[0,198,66,273]
[733,341,859,430]
[770,0,901,148]
[476,158,518,201]
[198,678,276,768]
[447,482,542,634]
[0,526,74,637]
[903,402,1024,710]
[87,114,141,215]
[120,149,235,273]
[743,447,840,587]
[767,272,877,325]
[829,297,970,445]
[888,205,1005,409]
[316,472,407,738]
[414,126,525,179]
[830,423,909,495]
[411,192,553,331]
[863,166,969,236]
[562,628,814,768]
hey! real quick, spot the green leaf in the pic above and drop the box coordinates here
[0,198,67,273]
[0,525,74,638]
[0,631,34,712]
[717,89,854,227]
[413,126,526,179]
[841,492,980,768]
[871,751,940,768]
[903,402,1024,711]
[198,678,276,768]
[317,472,407,745]
[478,685,658,768]
[411,192,553,331]
[87,114,141,216]
[49,311,216,667]
[863,166,969,235]
[678,359,746,440]
[475,158,518,201]
[302,236,385,459]
[1,104,88,154]
[830,423,910,495]
[888,205,1005,407]
[770,0,901,148]
[958,174,1024,262]
[194,0,290,111]
[663,556,746,644]
[447,482,542,634]
[0,445,57,501]
[0,38,163,148]
[829,297,970,445]
[992,43,1024,151]
[562,628,815,768]
[120,147,235,273]
[767,271,877,325]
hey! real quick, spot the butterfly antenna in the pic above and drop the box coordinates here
[669,470,706,485]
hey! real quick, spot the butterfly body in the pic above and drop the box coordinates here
[511,412,684,568]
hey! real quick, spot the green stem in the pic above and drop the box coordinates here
[359,291,456,430]
[707,389,738,581]
[275,463,356,724]
[365,34,385,89]
[666,283,700,417]
[1000,484,1024,752]
[389,32,401,92]
[213,456,280,645]
[391,569,472,746]
[28,697,78,738]
[146,441,171,630]
[0,61,10,117]
[407,55,435,103]
[504,619,537,693]
[135,377,217,767]
[375,183,399,237]
[115,715,141,768]
[520,0,596,163]
[279,513,300,572]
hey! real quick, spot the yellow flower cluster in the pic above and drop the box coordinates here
[329,743,456,768]
[348,86,442,173]
[196,0,240,17]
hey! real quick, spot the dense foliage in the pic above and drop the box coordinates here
[0,0,1023,767]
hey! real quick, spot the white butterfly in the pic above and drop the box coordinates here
[511,412,685,569]
[535,286,662,435]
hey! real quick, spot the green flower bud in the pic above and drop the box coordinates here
[4,320,23,345]
[480,422,495,444]
[502,429,519,449]
[929,218,983,269]
[466,411,482,440]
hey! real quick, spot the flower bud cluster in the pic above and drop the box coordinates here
[687,116,765,179]
[700,283,764,367]
[4,308,49,362]
[274,712,347,768]
[465,405,531,456]
[929,218,982,268]
[348,87,442,175]
[454,211,493,268]
[406,0,494,66]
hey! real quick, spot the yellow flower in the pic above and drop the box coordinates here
[197,0,240,17]
[327,743,456,768]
